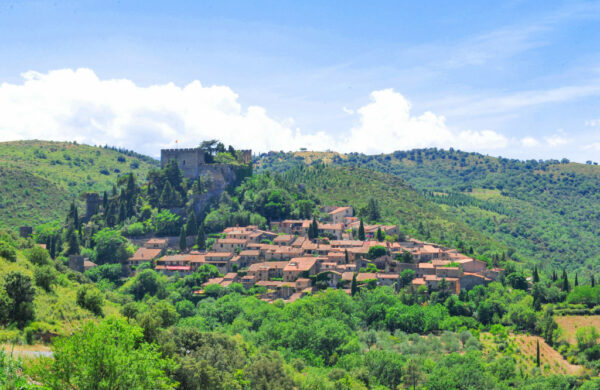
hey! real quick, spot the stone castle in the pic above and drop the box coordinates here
[160,148,252,179]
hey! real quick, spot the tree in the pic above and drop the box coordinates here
[552,270,557,282]
[65,225,80,256]
[197,225,206,250]
[34,265,57,292]
[3,271,35,327]
[344,249,349,264]
[179,226,187,253]
[367,245,387,260]
[36,317,176,390]
[575,273,579,287]
[358,219,365,241]
[533,266,539,283]
[562,269,570,292]
[405,358,423,390]
[376,227,384,242]
[400,269,416,287]
[592,275,596,287]
[127,269,166,300]
[186,211,198,237]
[76,286,104,316]
[366,198,381,221]
[536,340,541,367]
[94,228,131,265]
[351,273,358,296]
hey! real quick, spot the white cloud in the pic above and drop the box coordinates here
[0,69,509,156]
[544,134,569,147]
[521,137,540,147]
[337,89,508,154]
[0,68,334,156]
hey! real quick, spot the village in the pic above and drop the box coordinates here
[125,206,502,303]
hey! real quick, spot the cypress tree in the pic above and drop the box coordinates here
[552,270,557,282]
[311,217,319,239]
[358,219,365,241]
[575,273,579,287]
[376,227,384,242]
[179,226,187,253]
[533,266,539,283]
[351,273,358,296]
[49,236,56,259]
[592,275,596,287]
[186,211,198,237]
[65,225,80,256]
[344,249,349,264]
[102,190,108,212]
[536,340,540,368]
[562,269,570,292]
[196,224,206,250]
[118,202,127,224]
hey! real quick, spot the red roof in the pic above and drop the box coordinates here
[166,266,191,271]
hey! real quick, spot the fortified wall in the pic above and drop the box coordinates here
[160,147,253,213]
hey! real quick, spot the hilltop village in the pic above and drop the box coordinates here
[125,205,501,303]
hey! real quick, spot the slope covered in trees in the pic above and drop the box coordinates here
[0,140,159,230]
[257,149,600,272]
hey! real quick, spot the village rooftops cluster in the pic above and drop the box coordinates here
[128,206,502,303]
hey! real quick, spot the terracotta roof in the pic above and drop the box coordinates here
[131,248,162,261]
[284,257,317,272]
[328,206,351,215]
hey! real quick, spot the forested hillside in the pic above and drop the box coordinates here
[257,150,600,272]
[0,140,159,229]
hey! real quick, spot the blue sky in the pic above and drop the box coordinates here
[1,0,600,161]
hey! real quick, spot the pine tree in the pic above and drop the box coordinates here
[311,217,319,239]
[552,270,557,282]
[196,224,206,250]
[575,273,579,287]
[118,202,127,224]
[344,249,349,264]
[65,225,80,256]
[376,227,384,242]
[179,226,187,253]
[358,219,365,241]
[592,275,596,287]
[536,340,541,368]
[562,269,570,292]
[159,181,175,208]
[533,266,539,283]
[49,236,56,259]
[351,273,358,296]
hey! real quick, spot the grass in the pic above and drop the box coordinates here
[0,140,159,229]
[554,315,600,344]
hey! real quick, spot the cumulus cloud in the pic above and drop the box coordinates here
[521,136,540,147]
[544,134,569,147]
[338,89,508,154]
[0,68,333,156]
[0,69,509,156]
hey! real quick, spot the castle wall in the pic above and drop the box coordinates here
[161,148,205,179]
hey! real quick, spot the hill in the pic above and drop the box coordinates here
[257,149,600,272]
[0,140,159,229]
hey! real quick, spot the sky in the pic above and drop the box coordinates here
[1,1,600,161]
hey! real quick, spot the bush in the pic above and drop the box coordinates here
[25,245,51,266]
[0,241,17,262]
[76,286,104,316]
[34,265,58,292]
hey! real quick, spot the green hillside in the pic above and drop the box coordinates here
[0,140,159,229]
[258,149,600,272]
[280,164,508,262]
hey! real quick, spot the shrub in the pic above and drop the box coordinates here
[76,286,104,316]
[0,241,17,262]
[25,245,51,266]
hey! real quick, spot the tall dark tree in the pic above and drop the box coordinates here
[186,211,198,237]
[344,249,349,265]
[351,273,358,296]
[3,271,35,327]
[592,274,596,287]
[366,198,381,222]
[196,225,206,250]
[552,270,557,282]
[358,219,366,241]
[179,226,187,253]
[376,227,384,242]
[67,201,79,228]
[65,225,80,256]
[118,202,127,224]
[562,269,570,292]
[536,340,541,368]
[164,159,184,195]
[575,273,579,287]
[102,190,108,212]
[533,266,539,283]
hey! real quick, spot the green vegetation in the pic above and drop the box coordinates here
[0,140,158,230]
[258,149,600,273]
